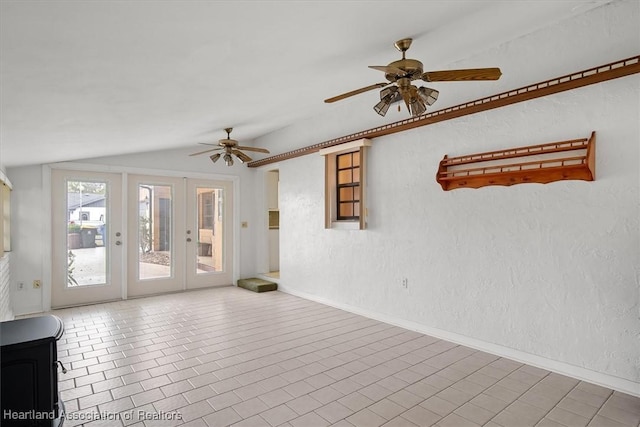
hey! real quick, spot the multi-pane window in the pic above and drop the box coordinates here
[336,151,360,220]
[321,138,370,230]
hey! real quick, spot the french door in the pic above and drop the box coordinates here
[51,170,123,308]
[185,178,233,289]
[52,170,234,306]
[127,175,233,297]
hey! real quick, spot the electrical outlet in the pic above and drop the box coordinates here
[17,282,24,291]
[401,278,408,288]
[33,279,42,289]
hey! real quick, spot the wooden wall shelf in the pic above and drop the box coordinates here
[436,131,596,190]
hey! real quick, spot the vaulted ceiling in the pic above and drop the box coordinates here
[0,1,613,168]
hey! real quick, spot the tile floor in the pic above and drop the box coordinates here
[43,287,639,427]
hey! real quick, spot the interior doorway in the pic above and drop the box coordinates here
[266,169,279,278]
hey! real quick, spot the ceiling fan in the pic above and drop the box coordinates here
[324,38,502,117]
[189,128,270,166]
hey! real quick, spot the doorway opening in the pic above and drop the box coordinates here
[266,169,279,279]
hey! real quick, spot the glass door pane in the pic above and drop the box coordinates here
[127,175,184,298]
[51,169,123,308]
[195,186,224,275]
[137,184,173,280]
[66,179,108,287]
[186,178,233,289]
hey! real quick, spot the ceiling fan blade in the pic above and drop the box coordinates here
[236,145,270,154]
[189,147,223,156]
[232,149,253,163]
[422,67,502,82]
[368,65,407,76]
[324,82,389,103]
[197,142,223,146]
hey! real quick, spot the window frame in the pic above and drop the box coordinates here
[320,138,371,230]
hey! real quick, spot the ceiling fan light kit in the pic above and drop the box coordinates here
[326,37,501,118]
[190,127,270,167]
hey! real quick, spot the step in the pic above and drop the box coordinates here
[237,278,278,293]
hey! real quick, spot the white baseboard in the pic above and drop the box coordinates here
[278,285,640,397]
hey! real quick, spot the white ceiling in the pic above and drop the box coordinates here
[0,1,612,168]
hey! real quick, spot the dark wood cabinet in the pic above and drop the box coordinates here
[1,315,65,427]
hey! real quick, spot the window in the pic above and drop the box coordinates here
[320,138,371,230]
[336,151,360,220]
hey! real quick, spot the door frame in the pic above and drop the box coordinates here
[42,163,240,312]
[255,163,283,277]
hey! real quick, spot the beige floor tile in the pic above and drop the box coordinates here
[309,385,345,404]
[232,397,269,419]
[257,388,294,409]
[369,398,407,420]
[180,400,216,423]
[535,418,566,427]
[400,405,442,427]
[286,394,323,415]
[436,386,475,406]
[202,407,242,427]
[483,384,521,403]
[453,402,495,425]
[607,392,640,416]
[347,408,387,427]
[436,412,481,427]
[315,401,354,424]
[289,411,330,427]
[152,393,189,413]
[557,396,600,419]
[588,414,629,427]
[518,389,564,411]
[78,390,113,410]
[260,404,298,426]
[597,402,640,426]
[419,395,459,417]
[338,392,375,412]
[546,406,590,427]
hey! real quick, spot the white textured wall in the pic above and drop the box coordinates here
[278,76,639,384]
[264,1,640,391]
[0,253,13,321]
[6,166,45,315]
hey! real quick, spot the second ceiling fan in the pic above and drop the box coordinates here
[189,128,270,166]
[324,38,502,117]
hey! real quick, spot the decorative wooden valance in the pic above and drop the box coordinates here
[436,132,596,190]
